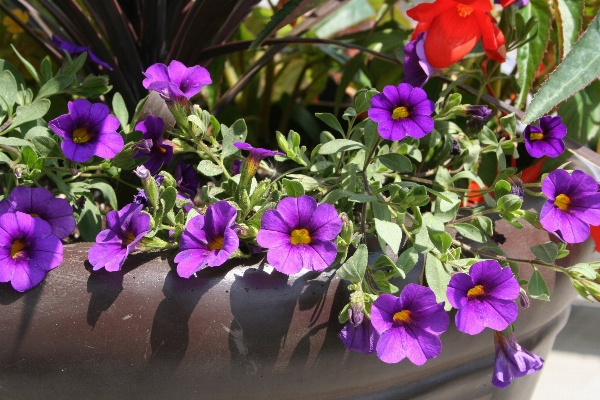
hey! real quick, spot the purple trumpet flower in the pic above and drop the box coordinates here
[51,35,113,70]
[133,115,173,174]
[523,116,566,158]
[492,331,543,388]
[142,60,212,105]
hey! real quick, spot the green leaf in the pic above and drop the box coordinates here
[61,52,87,76]
[521,210,543,229]
[396,246,419,276]
[528,268,550,301]
[348,194,376,203]
[494,180,511,199]
[32,136,62,158]
[87,180,118,210]
[452,223,487,243]
[315,113,344,135]
[516,0,552,108]
[500,113,516,136]
[0,136,34,148]
[474,216,494,235]
[523,11,600,123]
[318,139,364,155]
[555,0,583,58]
[558,80,600,146]
[287,174,320,191]
[0,70,18,108]
[427,227,452,253]
[321,189,354,205]
[77,194,102,241]
[112,92,129,131]
[21,146,37,167]
[40,56,52,83]
[374,218,403,254]
[425,255,451,310]
[530,241,558,263]
[282,178,305,197]
[160,186,177,214]
[336,244,368,283]
[495,194,522,212]
[478,126,498,146]
[197,160,223,176]
[10,44,40,84]
[377,153,412,173]
[6,100,51,131]
[221,119,248,158]
[35,75,73,100]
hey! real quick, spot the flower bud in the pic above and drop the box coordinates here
[506,175,524,200]
[519,288,530,308]
[450,138,461,155]
[14,166,22,179]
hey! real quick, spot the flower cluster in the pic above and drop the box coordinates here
[2,0,598,391]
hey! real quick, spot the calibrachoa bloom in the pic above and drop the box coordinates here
[447,260,520,335]
[540,169,600,243]
[234,142,284,200]
[0,212,63,292]
[174,201,239,278]
[523,116,566,158]
[51,35,112,70]
[339,309,379,354]
[48,98,124,163]
[88,203,151,272]
[403,33,439,88]
[0,186,75,239]
[492,331,543,388]
[406,0,506,68]
[133,115,173,173]
[370,284,449,365]
[142,60,212,104]
[257,195,342,274]
[368,83,434,141]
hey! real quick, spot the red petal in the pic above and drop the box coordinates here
[406,0,456,23]
[424,10,483,68]
[499,0,516,6]
[481,17,507,63]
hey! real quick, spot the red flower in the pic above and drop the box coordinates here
[406,0,506,68]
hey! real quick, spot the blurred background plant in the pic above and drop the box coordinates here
[0,0,599,242]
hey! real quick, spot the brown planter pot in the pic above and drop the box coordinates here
[1,153,599,399]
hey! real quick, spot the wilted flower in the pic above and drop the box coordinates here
[88,203,151,271]
[133,115,173,174]
[370,284,449,365]
[51,35,112,70]
[523,116,566,158]
[540,169,600,243]
[402,33,439,88]
[175,162,199,199]
[339,309,379,354]
[492,331,543,388]
[507,175,524,200]
[0,186,75,239]
[447,260,520,335]
[174,201,239,278]
[48,99,124,163]
[256,195,342,274]
[406,0,506,68]
[0,212,63,292]
[142,60,212,104]
[368,83,434,141]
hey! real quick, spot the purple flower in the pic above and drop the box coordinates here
[370,284,449,365]
[133,115,173,174]
[492,331,543,388]
[88,203,151,272]
[142,60,212,104]
[402,33,439,88]
[0,186,75,239]
[447,260,520,335]
[523,116,566,158]
[232,159,242,175]
[256,195,342,274]
[368,83,434,141]
[539,169,600,243]
[234,142,284,176]
[175,162,199,199]
[0,212,63,292]
[174,201,239,278]
[51,35,113,70]
[48,99,124,163]
[339,309,379,354]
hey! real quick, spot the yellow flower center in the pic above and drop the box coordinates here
[392,310,411,323]
[123,232,136,246]
[72,127,93,144]
[392,106,409,120]
[456,4,474,17]
[290,228,311,245]
[10,239,26,259]
[554,194,571,211]
[209,236,224,251]
[529,132,544,141]
[2,9,29,34]
[467,284,485,299]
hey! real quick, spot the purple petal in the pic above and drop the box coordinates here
[455,301,486,335]
[371,294,399,333]
[404,324,442,365]
[256,228,291,248]
[447,272,473,309]
[367,107,392,123]
[175,248,210,278]
[339,320,379,354]
[376,326,407,363]
[266,243,303,274]
[309,203,342,240]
